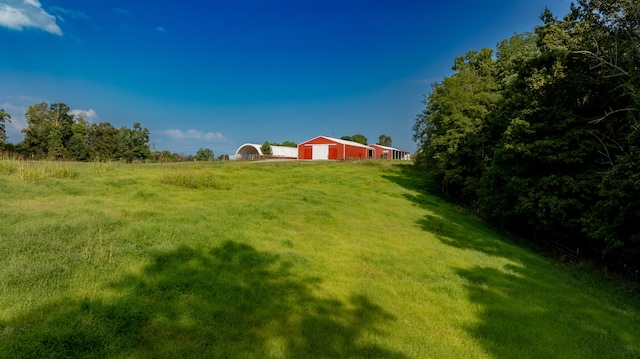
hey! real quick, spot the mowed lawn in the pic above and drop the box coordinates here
[0,159,638,358]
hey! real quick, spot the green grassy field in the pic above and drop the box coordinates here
[0,159,638,358]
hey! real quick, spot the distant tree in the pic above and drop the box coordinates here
[87,122,119,160]
[196,148,214,161]
[0,108,11,145]
[160,150,173,162]
[271,140,297,147]
[217,154,229,160]
[67,115,91,161]
[20,102,75,158]
[341,134,368,145]
[377,134,392,147]
[261,141,273,156]
[115,122,151,162]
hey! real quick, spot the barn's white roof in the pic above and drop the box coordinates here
[235,143,298,159]
[303,136,373,149]
[370,144,409,152]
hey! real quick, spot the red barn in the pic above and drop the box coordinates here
[370,144,412,160]
[298,136,373,160]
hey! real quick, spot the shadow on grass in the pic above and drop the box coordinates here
[383,163,639,358]
[0,241,406,358]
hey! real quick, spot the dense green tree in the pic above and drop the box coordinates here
[0,108,10,145]
[478,19,603,242]
[341,134,368,145]
[558,0,640,261]
[270,141,297,147]
[413,48,500,205]
[115,122,151,162]
[261,141,273,156]
[21,102,51,157]
[377,134,392,147]
[20,102,76,158]
[67,116,91,161]
[413,1,640,269]
[87,122,119,160]
[195,148,214,161]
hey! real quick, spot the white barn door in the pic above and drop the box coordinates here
[312,144,329,160]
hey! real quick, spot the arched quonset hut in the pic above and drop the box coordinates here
[297,136,373,160]
[234,144,298,160]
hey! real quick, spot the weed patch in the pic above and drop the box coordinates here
[160,172,231,190]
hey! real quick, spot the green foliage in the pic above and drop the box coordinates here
[377,134,392,147]
[18,102,151,162]
[261,140,273,156]
[412,1,640,269]
[270,140,297,147]
[413,48,500,205]
[87,122,118,160]
[115,122,152,162]
[195,148,214,161]
[0,108,10,144]
[341,134,368,145]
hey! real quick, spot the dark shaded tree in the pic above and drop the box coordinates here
[377,135,392,147]
[0,108,10,146]
[413,48,500,205]
[87,122,118,160]
[341,134,368,145]
[271,141,297,147]
[195,148,214,161]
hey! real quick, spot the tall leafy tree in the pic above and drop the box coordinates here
[195,148,214,161]
[20,102,75,158]
[67,115,91,161]
[115,122,151,162]
[0,108,10,146]
[411,0,640,269]
[377,134,392,147]
[261,141,273,156]
[559,0,640,261]
[479,9,606,244]
[87,122,119,160]
[20,102,50,157]
[413,48,500,205]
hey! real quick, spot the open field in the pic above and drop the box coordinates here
[0,159,638,358]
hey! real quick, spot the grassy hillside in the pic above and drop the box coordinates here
[0,159,638,358]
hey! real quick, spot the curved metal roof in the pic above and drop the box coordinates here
[235,143,298,159]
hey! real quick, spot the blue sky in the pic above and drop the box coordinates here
[1,0,571,156]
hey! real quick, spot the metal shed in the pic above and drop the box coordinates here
[234,144,298,160]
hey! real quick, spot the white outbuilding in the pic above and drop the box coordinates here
[234,143,298,160]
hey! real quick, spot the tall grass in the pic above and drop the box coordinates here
[0,159,77,182]
[0,159,638,358]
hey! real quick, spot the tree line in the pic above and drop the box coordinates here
[0,102,230,162]
[0,102,151,162]
[412,0,639,273]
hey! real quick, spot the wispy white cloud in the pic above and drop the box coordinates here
[10,95,42,103]
[163,129,227,142]
[69,109,98,123]
[112,8,130,16]
[0,0,62,35]
[155,26,166,33]
[50,6,90,21]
